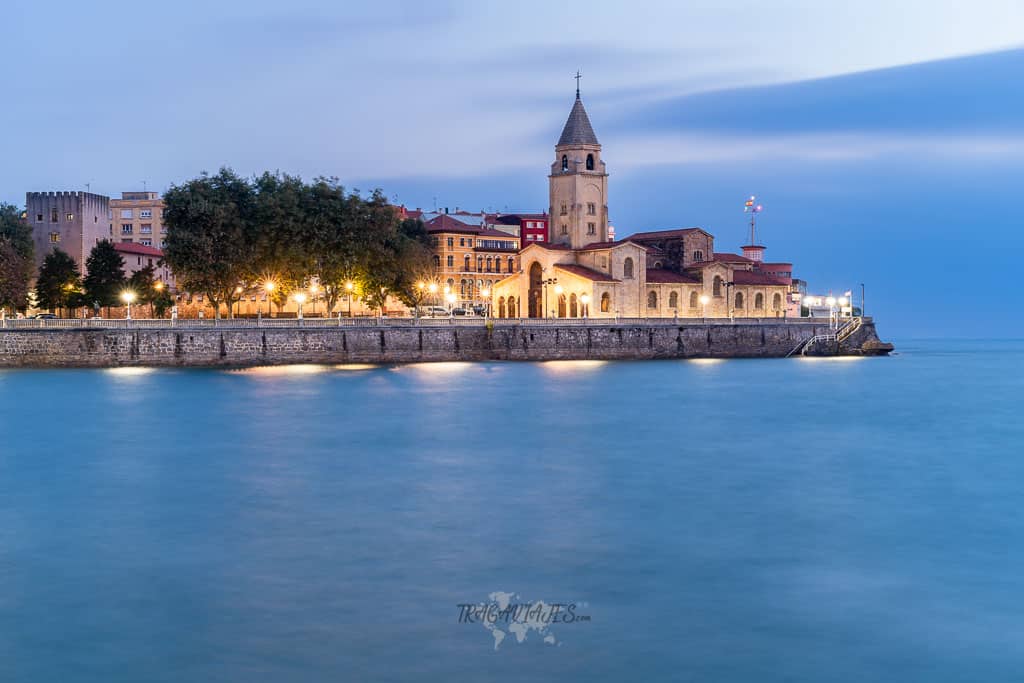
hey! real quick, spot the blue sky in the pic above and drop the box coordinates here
[3,1,1024,337]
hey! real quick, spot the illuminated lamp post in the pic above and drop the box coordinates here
[234,285,243,318]
[294,292,307,320]
[121,291,136,320]
[699,294,710,321]
[480,288,490,319]
[445,292,456,313]
[345,281,355,318]
[263,281,276,318]
[826,296,837,329]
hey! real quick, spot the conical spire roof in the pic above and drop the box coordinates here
[557,94,599,146]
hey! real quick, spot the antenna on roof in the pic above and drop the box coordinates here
[575,70,583,98]
[743,195,763,244]
[142,180,148,192]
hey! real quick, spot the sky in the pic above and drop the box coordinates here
[3,0,1024,337]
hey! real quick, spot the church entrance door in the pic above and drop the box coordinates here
[528,262,543,318]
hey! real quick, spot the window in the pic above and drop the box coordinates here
[600,255,608,268]
[161,225,168,233]
[467,239,473,247]
[713,276,722,297]
[120,209,133,219]
[447,255,454,267]
[560,224,568,235]
[477,256,483,272]
[587,222,596,235]
[50,208,58,222]
[122,238,133,243]
[586,154,594,170]
[447,237,454,247]
[508,256,515,272]
[460,279,467,296]
[601,292,611,312]
[735,292,744,308]
[669,292,678,308]
[561,155,568,171]
[48,232,60,243]
[464,255,471,270]
[623,257,634,279]
[560,203,568,216]
[140,209,152,219]
[36,214,43,222]
[693,250,704,262]
[647,291,658,309]
[772,293,782,310]
[587,202,596,215]
[141,239,152,246]
[486,257,492,273]
[459,237,465,246]
[65,213,74,222]
[755,293,764,309]
[570,293,578,318]
[433,255,440,269]
[558,294,567,318]
[121,224,133,234]
[690,291,699,308]
[140,224,152,234]
[494,259,501,274]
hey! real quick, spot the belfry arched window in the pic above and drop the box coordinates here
[586,154,594,170]
[561,155,568,171]
[623,258,634,279]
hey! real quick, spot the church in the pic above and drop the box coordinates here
[490,86,796,319]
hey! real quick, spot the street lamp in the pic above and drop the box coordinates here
[234,285,243,317]
[480,287,490,318]
[445,292,456,312]
[121,291,136,320]
[293,292,307,320]
[345,281,354,318]
[263,281,276,318]
[838,296,849,321]
[826,296,837,329]
[699,294,710,320]
[581,293,590,318]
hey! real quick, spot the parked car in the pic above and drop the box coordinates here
[33,313,57,319]
[471,305,487,316]
[451,308,470,316]
[424,306,449,317]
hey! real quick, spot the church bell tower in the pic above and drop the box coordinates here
[549,79,608,249]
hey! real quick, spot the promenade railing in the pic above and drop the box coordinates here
[0,316,860,331]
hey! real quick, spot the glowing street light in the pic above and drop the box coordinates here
[480,288,491,319]
[121,291,136,319]
[263,281,276,319]
[345,281,354,318]
[293,291,307,319]
[445,292,456,312]
[699,294,710,320]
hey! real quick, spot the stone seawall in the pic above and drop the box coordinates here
[0,321,884,368]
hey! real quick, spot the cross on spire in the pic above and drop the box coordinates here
[575,70,582,98]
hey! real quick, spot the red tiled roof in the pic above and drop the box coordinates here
[646,269,700,284]
[713,252,754,263]
[114,242,163,257]
[759,262,792,270]
[731,270,789,286]
[425,214,482,234]
[554,264,618,282]
[627,227,708,241]
[476,229,518,239]
[523,241,572,251]
[579,239,645,251]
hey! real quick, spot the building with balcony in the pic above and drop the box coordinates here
[109,191,167,248]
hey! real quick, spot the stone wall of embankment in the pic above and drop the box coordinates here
[0,320,882,368]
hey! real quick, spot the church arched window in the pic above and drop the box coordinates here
[600,292,611,312]
[561,155,568,171]
[558,294,567,318]
[735,292,744,309]
[713,276,723,297]
[689,291,699,308]
[755,293,764,309]
[772,293,782,310]
[647,291,657,309]
[586,154,594,170]
[693,250,704,262]
[569,293,578,318]
[498,297,505,318]
[623,258,634,279]
[669,292,678,308]
[507,295,516,317]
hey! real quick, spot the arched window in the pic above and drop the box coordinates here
[561,155,568,171]
[586,154,594,170]
[689,291,698,308]
[507,296,516,317]
[713,276,723,297]
[623,257,634,279]
[447,278,454,290]
[498,297,505,318]
[494,259,501,274]
[464,255,470,271]
[669,291,678,308]
[508,256,515,272]
[569,293,578,318]
[486,257,492,272]
[755,293,764,309]
[600,292,611,312]
[647,291,658,309]
[558,294,567,318]
[693,250,704,262]
[432,255,440,269]
[653,261,663,269]
[735,292,744,309]
[460,279,467,296]
[447,255,454,268]
[772,293,782,310]
[477,256,483,272]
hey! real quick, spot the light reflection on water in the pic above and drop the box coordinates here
[1,341,1023,683]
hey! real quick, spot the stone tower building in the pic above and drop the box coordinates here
[548,90,608,249]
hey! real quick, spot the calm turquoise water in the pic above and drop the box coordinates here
[2,340,1023,682]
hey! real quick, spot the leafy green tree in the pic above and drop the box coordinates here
[163,168,256,318]
[36,248,81,315]
[83,240,126,313]
[0,203,34,312]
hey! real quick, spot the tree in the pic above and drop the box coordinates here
[163,168,256,318]
[36,249,81,315]
[83,240,126,313]
[358,200,432,315]
[0,203,34,312]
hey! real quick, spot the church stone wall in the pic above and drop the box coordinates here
[0,321,881,367]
